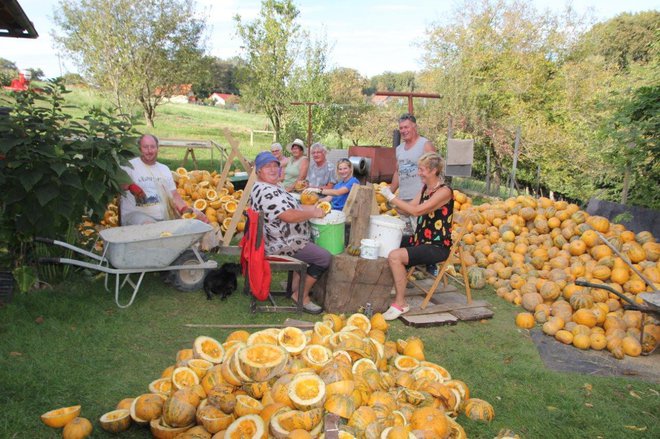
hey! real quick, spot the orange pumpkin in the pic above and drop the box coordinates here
[515,312,535,329]
[409,407,449,436]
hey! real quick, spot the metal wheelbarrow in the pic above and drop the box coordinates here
[37,219,218,308]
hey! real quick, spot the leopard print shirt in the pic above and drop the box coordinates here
[250,181,311,256]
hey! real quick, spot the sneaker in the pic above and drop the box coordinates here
[425,264,438,277]
[302,301,323,315]
[382,303,411,321]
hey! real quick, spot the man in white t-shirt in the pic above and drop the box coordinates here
[388,113,436,233]
[120,134,207,225]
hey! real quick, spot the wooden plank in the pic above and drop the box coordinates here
[429,291,472,304]
[406,282,457,295]
[400,312,458,327]
[184,320,315,329]
[405,300,491,317]
[221,168,256,247]
[450,306,494,321]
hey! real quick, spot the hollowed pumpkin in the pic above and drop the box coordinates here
[193,336,225,364]
[237,343,289,382]
[288,372,326,410]
[40,405,82,428]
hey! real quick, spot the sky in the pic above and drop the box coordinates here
[2,0,659,79]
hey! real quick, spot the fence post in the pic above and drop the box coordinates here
[509,126,520,198]
[485,148,491,195]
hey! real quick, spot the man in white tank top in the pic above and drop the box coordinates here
[389,114,436,232]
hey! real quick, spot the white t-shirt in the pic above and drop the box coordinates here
[396,136,428,200]
[120,157,176,221]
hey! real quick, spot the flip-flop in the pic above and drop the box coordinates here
[382,303,411,320]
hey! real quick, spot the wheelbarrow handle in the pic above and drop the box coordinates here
[575,279,637,306]
[38,257,62,264]
[34,237,54,245]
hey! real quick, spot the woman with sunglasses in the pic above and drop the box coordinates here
[269,142,288,183]
[303,158,359,210]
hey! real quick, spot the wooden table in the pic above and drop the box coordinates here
[159,139,226,169]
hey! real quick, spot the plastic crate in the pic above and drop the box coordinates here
[0,271,13,303]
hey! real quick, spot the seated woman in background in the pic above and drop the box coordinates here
[378,152,454,320]
[269,142,288,183]
[283,139,309,192]
[303,158,359,210]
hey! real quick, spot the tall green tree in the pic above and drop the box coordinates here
[235,0,301,140]
[286,36,333,143]
[53,0,207,127]
[326,68,370,147]
[193,56,243,99]
[420,0,594,199]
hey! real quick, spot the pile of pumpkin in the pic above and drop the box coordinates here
[449,194,659,359]
[78,168,246,252]
[41,313,496,438]
[172,168,246,234]
[375,184,472,216]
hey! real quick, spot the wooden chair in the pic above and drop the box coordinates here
[241,211,307,314]
[406,219,472,309]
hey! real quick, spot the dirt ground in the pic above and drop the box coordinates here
[530,329,660,383]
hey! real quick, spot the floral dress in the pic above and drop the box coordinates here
[408,184,454,248]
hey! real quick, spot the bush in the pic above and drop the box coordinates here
[0,79,136,270]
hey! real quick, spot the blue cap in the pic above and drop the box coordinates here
[254,151,280,171]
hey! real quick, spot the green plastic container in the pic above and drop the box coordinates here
[310,210,346,255]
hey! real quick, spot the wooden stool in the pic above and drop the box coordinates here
[407,220,472,309]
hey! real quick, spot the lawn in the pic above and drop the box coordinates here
[63,85,280,162]
[1,89,658,438]
[0,263,658,438]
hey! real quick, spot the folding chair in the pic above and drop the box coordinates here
[406,219,472,309]
[241,210,307,313]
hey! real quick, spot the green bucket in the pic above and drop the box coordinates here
[310,210,346,255]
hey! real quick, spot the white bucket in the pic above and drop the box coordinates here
[360,238,379,260]
[368,215,406,258]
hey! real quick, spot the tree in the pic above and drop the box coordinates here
[286,36,333,143]
[0,58,18,86]
[570,11,660,71]
[368,71,418,94]
[326,68,370,146]
[192,56,243,99]
[53,0,207,127]
[419,0,598,199]
[235,0,301,140]
[26,68,45,81]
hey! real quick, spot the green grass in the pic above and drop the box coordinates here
[1,269,658,438]
[2,85,658,438]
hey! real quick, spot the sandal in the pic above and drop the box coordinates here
[382,303,411,321]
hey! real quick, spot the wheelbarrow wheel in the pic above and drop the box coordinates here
[169,250,209,292]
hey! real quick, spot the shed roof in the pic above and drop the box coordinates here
[0,0,38,38]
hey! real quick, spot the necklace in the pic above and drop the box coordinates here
[425,181,441,196]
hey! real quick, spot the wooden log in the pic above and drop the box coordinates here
[314,253,393,313]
